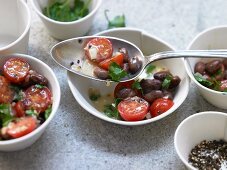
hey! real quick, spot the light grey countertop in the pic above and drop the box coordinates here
[1,0,227,169]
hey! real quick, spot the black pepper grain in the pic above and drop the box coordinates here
[188,140,227,170]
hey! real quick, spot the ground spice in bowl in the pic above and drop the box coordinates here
[188,140,227,170]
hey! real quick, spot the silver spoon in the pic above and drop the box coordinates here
[50,36,227,82]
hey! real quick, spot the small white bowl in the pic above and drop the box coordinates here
[174,111,227,170]
[0,0,30,55]
[31,0,102,40]
[67,28,190,126]
[0,54,61,151]
[185,25,227,109]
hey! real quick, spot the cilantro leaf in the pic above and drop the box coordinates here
[146,64,156,74]
[44,106,52,120]
[105,10,126,29]
[89,93,101,101]
[162,75,173,89]
[194,73,213,87]
[132,80,142,90]
[0,104,13,127]
[25,109,37,116]
[35,84,45,89]
[103,104,119,119]
[10,85,23,101]
[108,62,128,82]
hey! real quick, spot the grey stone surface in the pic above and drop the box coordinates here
[1,0,227,169]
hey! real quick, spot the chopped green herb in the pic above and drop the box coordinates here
[194,73,213,87]
[35,84,45,89]
[0,104,13,127]
[43,0,91,22]
[44,106,52,120]
[89,93,101,101]
[146,64,156,74]
[132,80,142,90]
[103,104,119,119]
[113,98,122,106]
[162,75,172,89]
[104,10,126,29]
[10,85,23,101]
[25,109,37,116]
[108,62,128,82]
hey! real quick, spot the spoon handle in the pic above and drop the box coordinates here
[146,50,227,65]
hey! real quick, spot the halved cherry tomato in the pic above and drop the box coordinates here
[99,53,124,70]
[114,80,134,98]
[150,98,174,118]
[220,80,227,91]
[118,96,149,121]
[6,116,37,138]
[23,85,52,114]
[3,58,30,83]
[84,38,113,63]
[14,101,25,118]
[0,75,14,104]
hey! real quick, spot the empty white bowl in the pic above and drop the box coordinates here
[0,0,30,55]
[174,111,227,170]
[0,54,61,151]
[185,26,227,109]
[31,0,102,40]
[67,28,190,126]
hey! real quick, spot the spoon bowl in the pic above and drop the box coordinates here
[50,36,227,82]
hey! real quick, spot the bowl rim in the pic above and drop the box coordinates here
[67,28,190,126]
[0,53,61,145]
[31,0,102,25]
[184,25,227,95]
[0,0,31,51]
[174,111,227,170]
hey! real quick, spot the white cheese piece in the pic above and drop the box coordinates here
[89,46,98,60]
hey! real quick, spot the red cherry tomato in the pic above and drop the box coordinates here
[118,96,149,121]
[0,75,14,104]
[150,98,174,118]
[99,53,124,70]
[84,38,113,63]
[23,85,52,114]
[14,101,25,118]
[3,58,30,83]
[6,116,37,138]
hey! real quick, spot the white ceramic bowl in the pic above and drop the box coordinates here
[0,0,30,55]
[185,26,227,109]
[67,28,190,126]
[174,111,227,170]
[31,0,102,40]
[0,54,61,151]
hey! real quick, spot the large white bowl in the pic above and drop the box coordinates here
[0,0,30,55]
[0,54,61,151]
[31,0,102,40]
[185,25,227,109]
[67,28,190,126]
[174,111,227,170]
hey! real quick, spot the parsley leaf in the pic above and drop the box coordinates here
[146,64,156,74]
[35,84,45,89]
[103,98,122,119]
[89,93,101,101]
[10,85,23,101]
[194,73,213,87]
[25,109,37,116]
[108,62,128,82]
[0,104,13,127]
[132,80,142,90]
[44,106,52,120]
[162,75,173,89]
[105,10,126,29]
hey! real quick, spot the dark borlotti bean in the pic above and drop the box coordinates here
[224,70,227,80]
[169,76,181,89]
[223,59,227,68]
[118,47,129,63]
[214,64,225,81]
[115,88,137,99]
[205,60,222,74]
[194,61,205,74]
[93,67,109,80]
[143,90,163,103]
[154,71,172,81]
[23,70,48,87]
[128,56,142,74]
[140,79,162,94]
[122,63,129,73]
[162,90,173,100]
